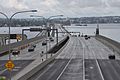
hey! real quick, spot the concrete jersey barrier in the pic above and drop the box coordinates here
[95,35,120,54]
[0,35,46,55]
[12,36,70,80]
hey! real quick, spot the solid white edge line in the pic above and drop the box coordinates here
[56,58,72,80]
[79,37,85,80]
[83,46,85,80]
[96,60,105,80]
[91,49,105,80]
[35,60,57,80]
[56,37,75,80]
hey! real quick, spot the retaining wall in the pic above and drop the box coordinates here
[95,35,120,54]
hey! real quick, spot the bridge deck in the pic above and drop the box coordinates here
[27,36,120,80]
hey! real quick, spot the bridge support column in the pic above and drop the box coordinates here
[96,25,99,35]
[51,24,55,37]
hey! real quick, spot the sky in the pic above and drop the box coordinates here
[0,0,120,18]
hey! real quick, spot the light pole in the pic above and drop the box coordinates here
[46,15,63,37]
[0,10,37,60]
[0,12,9,45]
[9,10,37,60]
[30,15,63,59]
[30,15,63,41]
[0,10,37,80]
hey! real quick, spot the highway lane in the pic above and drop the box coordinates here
[79,37,104,80]
[26,36,120,80]
[28,59,69,80]
[79,36,120,80]
[28,36,113,80]
[0,37,46,60]
[57,59,83,80]
[27,37,84,80]
[16,37,64,60]
[0,35,46,55]
[0,36,67,79]
[80,37,120,59]
[98,59,120,80]
[85,59,103,80]
[28,59,83,80]
[56,37,83,80]
[56,37,83,59]
[0,37,64,79]
[0,37,63,60]
[8,36,120,80]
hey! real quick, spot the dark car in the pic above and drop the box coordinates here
[12,48,20,55]
[84,35,90,40]
[28,46,34,52]
[108,54,115,59]
[50,38,54,42]
[85,37,88,40]
[88,36,91,39]
[50,39,54,42]
[42,41,47,46]
[49,37,52,40]
[84,35,88,38]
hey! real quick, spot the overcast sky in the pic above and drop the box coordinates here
[0,0,120,18]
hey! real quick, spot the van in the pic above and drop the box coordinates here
[12,48,20,55]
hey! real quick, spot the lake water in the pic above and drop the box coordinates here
[65,23,120,43]
[0,26,42,39]
[0,23,120,43]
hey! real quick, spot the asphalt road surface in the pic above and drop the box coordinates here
[81,36,120,80]
[0,37,65,80]
[0,60,34,80]
[0,37,63,60]
[98,59,120,80]
[28,37,83,80]
[27,36,120,80]
[80,37,120,59]
[0,36,119,80]
[28,59,69,80]
[85,59,103,80]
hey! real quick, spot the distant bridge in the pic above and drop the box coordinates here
[58,32,80,34]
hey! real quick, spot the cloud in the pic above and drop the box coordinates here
[0,0,120,17]
[0,0,28,10]
[108,0,120,8]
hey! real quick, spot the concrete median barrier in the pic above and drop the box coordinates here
[0,36,46,56]
[12,36,70,80]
